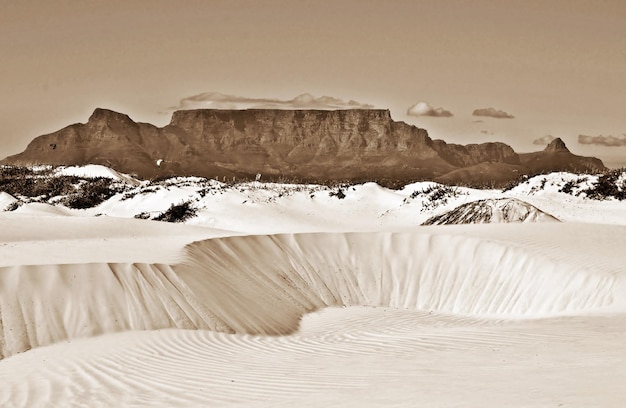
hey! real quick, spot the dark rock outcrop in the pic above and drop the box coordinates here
[1,108,606,185]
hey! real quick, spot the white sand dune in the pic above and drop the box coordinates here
[1,218,626,406]
[2,223,623,358]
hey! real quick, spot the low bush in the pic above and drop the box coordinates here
[329,188,346,199]
[583,169,626,200]
[134,212,151,220]
[1,175,81,198]
[0,165,36,178]
[559,180,576,194]
[408,184,464,212]
[5,201,20,212]
[410,184,459,201]
[154,200,197,223]
[60,178,120,209]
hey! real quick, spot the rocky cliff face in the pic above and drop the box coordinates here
[1,108,606,185]
[167,108,439,162]
[431,140,519,167]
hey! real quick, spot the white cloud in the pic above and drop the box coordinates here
[532,135,556,145]
[170,92,375,111]
[578,134,626,147]
[472,107,515,119]
[406,101,453,117]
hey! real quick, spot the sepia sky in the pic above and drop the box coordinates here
[1,0,625,166]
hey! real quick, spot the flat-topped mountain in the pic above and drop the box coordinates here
[1,108,605,185]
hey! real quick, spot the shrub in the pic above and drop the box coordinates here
[584,169,626,200]
[154,201,197,223]
[500,171,556,192]
[0,174,80,198]
[5,201,20,212]
[329,188,346,199]
[410,184,459,200]
[559,180,576,194]
[0,165,35,178]
[60,178,119,209]
[408,184,464,212]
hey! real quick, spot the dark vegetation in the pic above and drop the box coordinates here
[1,166,77,198]
[60,178,122,209]
[329,187,347,199]
[498,167,625,200]
[5,201,20,211]
[0,165,125,209]
[500,172,552,192]
[583,168,626,200]
[154,200,198,223]
[410,184,460,201]
[407,184,464,211]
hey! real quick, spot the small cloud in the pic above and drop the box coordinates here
[472,120,484,123]
[406,101,453,117]
[472,107,515,119]
[480,130,494,135]
[578,134,626,147]
[532,135,556,145]
[170,92,375,111]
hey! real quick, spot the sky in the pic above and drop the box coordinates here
[1,0,625,167]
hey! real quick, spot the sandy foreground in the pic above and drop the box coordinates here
[1,209,626,406]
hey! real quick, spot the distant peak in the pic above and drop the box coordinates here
[88,108,134,124]
[544,137,570,153]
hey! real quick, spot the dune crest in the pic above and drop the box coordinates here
[177,230,615,335]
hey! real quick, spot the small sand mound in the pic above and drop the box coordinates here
[55,164,140,185]
[423,198,559,225]
[12,202,72,216]
[0,192,18,211]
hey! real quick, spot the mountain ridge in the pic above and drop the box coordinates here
[1,108,605,185]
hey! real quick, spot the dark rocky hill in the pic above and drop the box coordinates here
[1,108,605,185]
